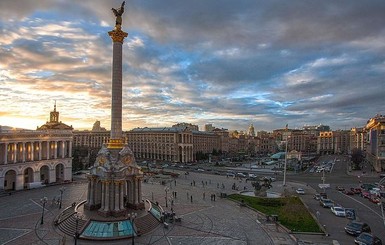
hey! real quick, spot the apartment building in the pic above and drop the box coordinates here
[365,114,385,172]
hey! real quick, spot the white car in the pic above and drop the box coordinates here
[296,188,305,195]
[331,206,346,217]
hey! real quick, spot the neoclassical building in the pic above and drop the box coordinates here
[0,105,73,191]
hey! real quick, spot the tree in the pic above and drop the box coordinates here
[351,148,364,170]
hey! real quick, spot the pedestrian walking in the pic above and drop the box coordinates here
[203,192,205,200]
[190,195,193,203]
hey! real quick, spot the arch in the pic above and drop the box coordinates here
[40,165,50,184]
[4,169,16,190]
[23,167,34,188]
[55,163,64,183]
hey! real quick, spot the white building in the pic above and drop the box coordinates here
[0,104,73,191]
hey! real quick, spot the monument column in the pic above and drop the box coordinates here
[108,25,127,149]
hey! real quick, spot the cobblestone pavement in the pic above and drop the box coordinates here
[0,170,335,245]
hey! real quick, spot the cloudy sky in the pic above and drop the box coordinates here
[1,0,385,132]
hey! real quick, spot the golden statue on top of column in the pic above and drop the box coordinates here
[111,1,125,29]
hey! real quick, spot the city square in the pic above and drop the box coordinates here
[1,1,385,245]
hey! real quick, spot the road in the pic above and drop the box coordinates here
[287,155,385,244]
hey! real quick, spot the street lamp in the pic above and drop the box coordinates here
[59,187,65,209]
[164,186,169,207]
[40,197,48,225]
[283,138,289,186]
[129,212,137,245]
[74,213,83,245]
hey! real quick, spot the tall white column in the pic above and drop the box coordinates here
[104,181,110,212]
[4,143,8,164]
[21,142,25,162]
[100,181,105,210]
[114,181,120,211]
[38,142,42,160]
[54,141,58,159]
[31,142,34,161]
[68,141,72,158]
[46,141,50,160]
[62,141,65,158]
[89,178,94,205]
[13,143,17,163]
[119,182,124,210]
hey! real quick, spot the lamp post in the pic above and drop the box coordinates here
[74,213,83,245]
[164,186,169,207]
[283,138,289,186]
[129,212,137,245]
[59,187,65,209]
[40,197,48,225]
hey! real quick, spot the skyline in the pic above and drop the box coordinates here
[1,1,385,132]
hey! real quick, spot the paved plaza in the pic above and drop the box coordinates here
[0,170,335,245]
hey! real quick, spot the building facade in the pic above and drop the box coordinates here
[365,115,385,172]
[0,105,73,191]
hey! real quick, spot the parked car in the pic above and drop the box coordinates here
[361,191,371,199]
[343,189,355,195]
[313,193,321,200]
[344,221,371,236]
[236,172,247,178]
[330,206,346,217]
[320,192,328,199]
[296,188,305,195]
[320,198,334,208]
[369,195,381,204]
[248,173,257,178]
[354,232,382,245]
[226,172,235,177]
[352,187,362,194]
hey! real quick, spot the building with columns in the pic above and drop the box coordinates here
[0,105,73,191]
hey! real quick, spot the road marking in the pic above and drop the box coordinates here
[332,240,340,245]
[340,192,383,218]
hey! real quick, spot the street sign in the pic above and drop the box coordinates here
[345,208,356,220]
[318,184,330,189]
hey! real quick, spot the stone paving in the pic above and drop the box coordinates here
[0,170,337,245]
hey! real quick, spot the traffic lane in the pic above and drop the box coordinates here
[301,193,353,245]
[317,188,385,242]
[333,192,385,242]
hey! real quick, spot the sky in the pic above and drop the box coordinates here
[1,0,385,132]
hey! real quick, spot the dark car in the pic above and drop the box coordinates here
[320,198,334,208]
[345,221,371,236]
[354,232,382,245]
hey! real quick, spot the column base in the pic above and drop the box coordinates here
[84,203,101,211]
[127,202,145,210]
[97,209,126,217]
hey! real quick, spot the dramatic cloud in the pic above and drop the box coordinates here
[1,0,385,131]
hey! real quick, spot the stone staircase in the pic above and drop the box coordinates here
[57,213,87,237]
[135,213,161,235]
